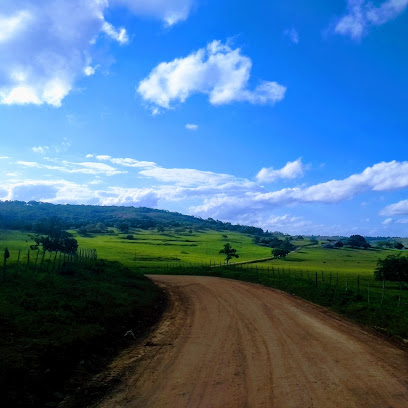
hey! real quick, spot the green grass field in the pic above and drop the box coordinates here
[73,229,272,269]
[251,245,397,276]
[0,229,399,279]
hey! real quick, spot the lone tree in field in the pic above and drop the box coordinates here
[347,234,370,249]
[394,242,404,250]
[374,254,408,284]
[219,243,239,265]
[271,247,290,258]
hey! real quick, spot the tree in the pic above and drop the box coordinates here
[374,254,408,284]
[394,242,404,250]
[116,222,130,234]
[30,231,78,254]
[272,248,290,258]
[347,235,370,249]
[280,238,295,252]
[219,243,239,264]
[334,241,344,248]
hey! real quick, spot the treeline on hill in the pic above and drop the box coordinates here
[0,200,279,237]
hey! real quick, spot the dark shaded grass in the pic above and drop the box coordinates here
[0,260,166,408]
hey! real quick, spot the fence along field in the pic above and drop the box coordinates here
[1,229,408,339]
[147,261,408,339]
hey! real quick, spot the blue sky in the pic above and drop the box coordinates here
[1,0,408,236]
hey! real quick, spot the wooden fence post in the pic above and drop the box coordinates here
[25,250,30,273]
[367,280,370,304]
[381,280,385,306]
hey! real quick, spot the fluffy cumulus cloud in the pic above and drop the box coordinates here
[335,0,408,39]
[380,199,408,216]
[256,158,305,183]
[185,123,198,130]
[2,180,95,203]
[192,160,408,218]
[0,0,193,107]
[6,154,408,234]
[137,40,286,110]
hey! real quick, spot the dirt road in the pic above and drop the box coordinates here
[98,275,408,408]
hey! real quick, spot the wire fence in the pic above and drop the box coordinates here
[149,261,408,312]
[1,247,98,277]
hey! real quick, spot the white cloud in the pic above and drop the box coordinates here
[3,179,94,203]
[192,160,408,219]
[381,199,408,216]
[84,66,96,76]
[137,40,286,111]
[0,0,192,107]
[235,213,313,235]
[396,218,408,224]
[95,155,157,168]
[16,159,126,176]
[101,21,129,45]
[185,123,198,130]
[110,0,193,26]
[0,156,9,159]
[335,0,408,39]
[139,167,238,186]
[32,145,49,154]
[0,1,108,106]
[382,217,393,225]
[0,10,31,43]
[256,158,305,183]
[98,187,161,207]
[284,28,299,44]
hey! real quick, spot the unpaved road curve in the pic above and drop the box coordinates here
[98,276,408,408]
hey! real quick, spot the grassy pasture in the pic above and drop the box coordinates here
[250,245,396,276]
[0,229,399,278]
[71,229,272,270]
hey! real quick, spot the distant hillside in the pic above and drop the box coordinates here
[0,200,272,236]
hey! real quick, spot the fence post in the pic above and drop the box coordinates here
[34,249,40,273]
[398,283,402,308]
[25,250,30,273]
[357,276,360,296]
[41,251,47,271]
[381,280,385,306]
[367,280,370,304]
[315,272,318,288]
[346,277,348,292]
[3,248,10,280]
